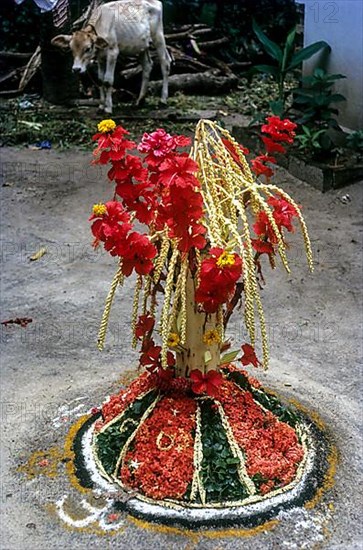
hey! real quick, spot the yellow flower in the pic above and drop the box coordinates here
[97,119,116,133]
[203,329,221,346]
[167,332,180,347]
[92,202,107,216]
[216,250,236,268]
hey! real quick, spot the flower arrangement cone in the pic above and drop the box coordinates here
[83,117,320,523]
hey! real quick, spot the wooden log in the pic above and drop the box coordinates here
[19,46,41,91]
[0,67,25,85]
[165,28,194,41]
[192,28,214,37]
[149,70,238,95]
[0,51,32,60]
[227,61,252,70]
[167,23,209,32]
[120,65,142,79]
[198,37,229,50]
[165,26,213,42]
[206,56,235,76]
[167,46,211,72]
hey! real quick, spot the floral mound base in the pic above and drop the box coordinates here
[72,366,332,528]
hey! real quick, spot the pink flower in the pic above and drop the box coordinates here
[138,129,191,168]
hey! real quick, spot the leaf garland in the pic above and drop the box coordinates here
[95,390,158,475]
[199,400,249,502]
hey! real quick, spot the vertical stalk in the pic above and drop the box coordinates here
[175,269,220,377]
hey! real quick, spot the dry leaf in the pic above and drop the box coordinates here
[30,247,47,261]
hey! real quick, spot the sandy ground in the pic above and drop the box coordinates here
[0,144,362,549]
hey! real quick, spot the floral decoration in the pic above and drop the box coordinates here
[89,116,313,507]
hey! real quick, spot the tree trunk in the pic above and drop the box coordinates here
[176,270,220,378]
[40,10,78,104]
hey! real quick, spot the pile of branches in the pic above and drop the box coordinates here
[0,17,249,98]
[120,23,250,96]
[0,48,41,96]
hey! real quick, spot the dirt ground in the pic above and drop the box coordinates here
[0,143,362,549]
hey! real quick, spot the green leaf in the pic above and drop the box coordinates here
[313,67,325,79]
[328,93,346,103]
[281,26,296,72]
[253,64,279,77]
[226,457,240,465]
[269,99,285,116]
[288,41,330,70]
[323,73,347,81]
[220,350,240,364]
[204,350,212,364]
[176,310,183,332]
[252,20,283,63]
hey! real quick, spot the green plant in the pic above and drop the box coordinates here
[252,20,330,113]
[346,130,363,152]
[294,125,326,153]
[293,68,346,127]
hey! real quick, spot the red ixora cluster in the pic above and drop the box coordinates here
[251,116,297,179]
[120,394,196,500]
[97,370,158,428]
[213,375,304,494]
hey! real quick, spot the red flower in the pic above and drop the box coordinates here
[195,248,243,312]
[268,196,298,232]
[251,154,276,178]
[156,171,206,252]
[89,201,132,255]
[93,125,136,163]
[201,248,242,284]
[251,239,275,255]
[135,314,155,339]
[108,154,147,184]
[116,180,156,224]
[140,341,175,372]
[252,211,278,243]
[261,136,286,155]
[222,138,250,167]
[194,285,230,314]
[261,116,297,144]
[190,369,224,398]
[158,155,199,188]
[240,343,261,368]
[174,223,207,253]
[118,232,157,276]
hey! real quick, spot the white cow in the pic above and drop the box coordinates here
[52,0,170,113]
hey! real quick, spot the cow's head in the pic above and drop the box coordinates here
[51,26,108,74]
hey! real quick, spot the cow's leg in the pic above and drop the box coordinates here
[103,47,119,114]
[97,54,107,111]
[155,42,171,105]
[137,50,153,106]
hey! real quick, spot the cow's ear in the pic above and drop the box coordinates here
[95,37,108,49]
[51,35,72,50]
